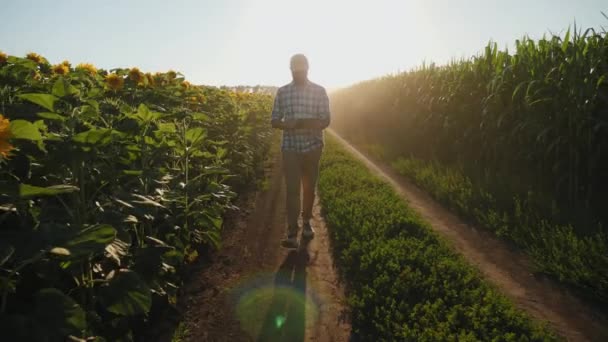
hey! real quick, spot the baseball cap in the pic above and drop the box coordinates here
[290,54,309,72]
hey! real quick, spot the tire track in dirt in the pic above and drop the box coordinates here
[330,130,608,342]
[177,149,351,341]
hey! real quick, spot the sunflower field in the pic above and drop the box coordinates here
[0,52,273,341]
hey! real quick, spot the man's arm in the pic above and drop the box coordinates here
[270,90,284,129]
[270,89,297,130]
[294,87,331,129]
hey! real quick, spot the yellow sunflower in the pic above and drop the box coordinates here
[52,64,70,75]
[0,51,7,65]
[26,52,44,64]
[61,60,71,68]
[181,81,191,89]
[154,72,166,86]
[76,63,97,76]
[0,114,13,158]
[166,70,177,79]
[145,72,155,86]
[33,71,42,81]
[128,67,144,84]
[105,73,124,91]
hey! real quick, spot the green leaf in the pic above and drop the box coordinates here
[52,78,79,97]
[19,184,79,198]
[122,170,143,176]
[144,135,159,146]
[562,28,570,53]
[185,127,206,144]
[156,122,176,133]
[99,270,152,316]
[32,288,86,338]
[86,100,100,111]
[37,112,66,121]
[73,128,124,145]
[597,75,606,88]
[192,112,210,122]
[202,212,223,230]
[9,120,43,141]
[217,147,227,159]
[18,93,58,111]
[201,230,221,249]
[132,103,161,122]
[64,224,116,257]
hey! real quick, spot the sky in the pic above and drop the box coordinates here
[0,0,606,89]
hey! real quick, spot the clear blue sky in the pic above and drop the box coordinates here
[1,0,606,89]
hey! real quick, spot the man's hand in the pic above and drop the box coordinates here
[271,118,297,130]
[283,118,297,129]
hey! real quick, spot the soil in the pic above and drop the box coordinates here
[174,149,351,342]
[330,130,608,342]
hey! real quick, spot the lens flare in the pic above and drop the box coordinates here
[229,251,321,339]
[275,315,286,328]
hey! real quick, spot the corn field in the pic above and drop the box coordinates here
[330,24,608,302]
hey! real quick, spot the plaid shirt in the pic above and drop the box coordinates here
[271,81,331,152]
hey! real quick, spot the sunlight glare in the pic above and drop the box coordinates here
[228,0,428,89]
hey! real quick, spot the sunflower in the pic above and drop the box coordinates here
[61,60,71,68]
[52,64,70,75]
[145,72,155,86]
[105,73,124,91]
[26,52,44,64]
[0,114,13,158]
[166,70,177,79]
[0,51,7,65]
[128,67,144,84]
[181,81,191,89]
[33,71,42,81]
[76,63,97,76]
[154,72,166,86]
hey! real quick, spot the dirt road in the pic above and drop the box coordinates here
[176,131,608,342]
[330,130,608,342]
[178,149,351,342]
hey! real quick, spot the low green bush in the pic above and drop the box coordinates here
[318,137,556,341]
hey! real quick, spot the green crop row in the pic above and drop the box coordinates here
[391,157,608,303]
[0,52,273,341]
[329,24,608,304]
[318,136,556,341]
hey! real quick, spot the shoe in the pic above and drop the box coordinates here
[281,235,299,249]
[302,222,315,239]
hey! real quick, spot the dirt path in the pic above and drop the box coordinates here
[330,130,608,342]
[177,149,351,342]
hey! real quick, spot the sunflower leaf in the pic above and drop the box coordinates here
[18,93,58,112]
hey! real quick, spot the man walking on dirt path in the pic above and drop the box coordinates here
[271,54,331,249]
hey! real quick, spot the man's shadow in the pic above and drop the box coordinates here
[256,237,312,342]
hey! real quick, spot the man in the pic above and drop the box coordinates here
[271,54,331,249]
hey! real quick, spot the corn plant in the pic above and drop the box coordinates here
[330,22,608,303]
